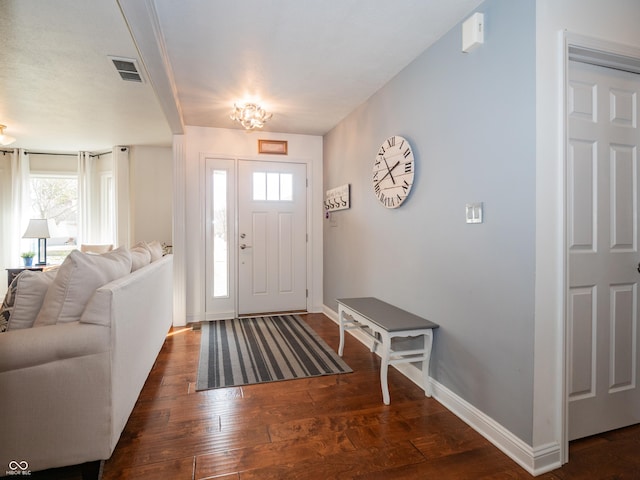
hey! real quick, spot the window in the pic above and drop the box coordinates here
[27,175,78,264]
[253,172,293,201]
[212,170,229,298]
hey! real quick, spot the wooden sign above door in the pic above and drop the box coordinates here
[258,139,288,155]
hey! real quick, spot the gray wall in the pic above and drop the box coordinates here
[323,0,536,443]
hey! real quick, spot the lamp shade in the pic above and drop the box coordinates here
[22,219,51,239]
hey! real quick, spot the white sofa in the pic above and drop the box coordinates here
[0,253,173,476]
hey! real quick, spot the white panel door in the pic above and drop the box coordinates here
[238,160,307,315]
[568,60,640,440]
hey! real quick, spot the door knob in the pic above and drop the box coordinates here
[240,233,246,239]
[637,262,640,274]
[240,244,252,250]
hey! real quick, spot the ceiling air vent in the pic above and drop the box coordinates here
[108,56,144,83]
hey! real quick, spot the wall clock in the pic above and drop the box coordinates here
[372,135,415,208]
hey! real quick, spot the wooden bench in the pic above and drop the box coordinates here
[337,297,439,405]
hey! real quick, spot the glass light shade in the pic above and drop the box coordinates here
[230,103,272,130]
[0,125,16,146]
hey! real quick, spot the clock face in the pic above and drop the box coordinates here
[372,135,415,208]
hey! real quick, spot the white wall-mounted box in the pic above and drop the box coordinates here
[462,12,484,53]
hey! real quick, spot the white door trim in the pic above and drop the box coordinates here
[563,32,640,463]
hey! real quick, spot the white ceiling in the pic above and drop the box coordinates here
[1,0,482,152]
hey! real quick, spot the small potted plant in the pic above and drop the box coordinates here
[21,251,35,267]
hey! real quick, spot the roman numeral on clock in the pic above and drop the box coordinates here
[405,162,412,173]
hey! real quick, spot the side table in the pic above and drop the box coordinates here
[6,266,46,287]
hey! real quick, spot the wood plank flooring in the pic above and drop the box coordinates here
[32,313,640,479]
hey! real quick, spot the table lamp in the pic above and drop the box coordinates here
[22,219,51,265]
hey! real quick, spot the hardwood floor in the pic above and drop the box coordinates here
[32,313,640,479]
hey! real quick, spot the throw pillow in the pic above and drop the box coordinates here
[80,244,114,254]
[0,276,18,333]
[147,240,163,261]
[130,245,151,271]
[133,240,163,262]
[7,269,58,330]
[34,246,132,327]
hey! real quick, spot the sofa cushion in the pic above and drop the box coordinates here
[147,240,163,261]
[134,240,163,262]
[130,245,151,271]
[34,247,132,327]
[5,270,59,331]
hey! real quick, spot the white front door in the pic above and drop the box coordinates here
[238,160,307,315]
[567,60,640,440]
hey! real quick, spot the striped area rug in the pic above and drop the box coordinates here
[196,315,352,390]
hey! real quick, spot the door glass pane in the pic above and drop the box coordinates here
[252,171,293,201]
[280,173,293,201]
[266,172,280,201]
[212,170,228,297]
[253,172,266,200]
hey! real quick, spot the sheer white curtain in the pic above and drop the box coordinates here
[78,150,119,247]
[77,151,96,245]
[0,150,20,294]
[113,146,130,248]
[10,149,30,263]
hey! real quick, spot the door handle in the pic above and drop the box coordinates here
[240,244,252,250]
[637,262,640,274]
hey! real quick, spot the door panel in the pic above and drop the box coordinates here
[568,61,640,440]
[238,160,307,315]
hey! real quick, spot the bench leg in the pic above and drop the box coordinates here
[380,335,391,405]
[371,331,380,353]
[423,331,434,397]
[338,308,345,357]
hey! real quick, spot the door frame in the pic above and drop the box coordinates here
[199,153,315,321]
[563,32,640,462]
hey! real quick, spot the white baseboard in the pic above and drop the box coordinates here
[322,304,561,476]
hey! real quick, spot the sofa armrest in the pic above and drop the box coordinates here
[0,322,109,373]
[0,322,113,472]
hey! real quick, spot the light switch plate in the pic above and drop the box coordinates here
[466,203,483,224]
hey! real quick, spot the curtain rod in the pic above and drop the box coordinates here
[25,151,76,157]
[1,149,120,157]
[24,151,113,158]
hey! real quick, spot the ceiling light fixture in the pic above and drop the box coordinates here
[0,125,16,146]
[230,103,272,131]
